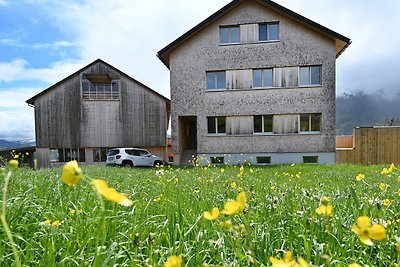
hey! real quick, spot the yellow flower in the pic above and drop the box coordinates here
[8,159,19,170]
[379,182,386,191]
[203,207,219,221]
[220,168,225,173]
[52,220,60,226]
[396,238,400,253]
[356,173,365,181]
[218,220,232,230]
[222,192,246,215]
[164,255,182,267]
[383,199,391,206]
[91,179,133,206]
[231,181,237,188]
[69,209,76,216]
[269,251,308,267]
[348,264,361,267]
[316,197,333,217]
[41,219,51,225]
[61,160,82,186]
[381,163,396,175]
[351,216,386,246]
[77,209,83,214]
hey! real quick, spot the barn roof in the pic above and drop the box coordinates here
[157,0,351,68]
[26,59,170,106]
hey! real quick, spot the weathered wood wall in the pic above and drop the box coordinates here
[336,127,400,164]
[336,135,353,148]
[34,61,168,149]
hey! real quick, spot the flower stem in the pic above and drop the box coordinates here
[1,170,21,267]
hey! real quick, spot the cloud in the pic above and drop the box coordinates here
[0,38,76,50]
[0,87,41,141]
[0,58,88,84]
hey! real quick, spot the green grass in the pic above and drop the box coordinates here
[1,163,400,266]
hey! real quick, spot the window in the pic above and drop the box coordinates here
[303,156,318,164]
[220,26,240,44]
[93,148,109,162]
[210,157,224,164]
[257,156,271,164]
[300,113,321,132]
[207,71,225,90]
[53,148,86,162]
[207,116,226,134]
[299,66,321,86]
[259,22,279,41]
[82,79,119,100]
[254,115,273,133]
[253,69,273,88]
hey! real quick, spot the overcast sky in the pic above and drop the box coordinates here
[1,0,400,141]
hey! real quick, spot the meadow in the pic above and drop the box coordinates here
[0,161,399,266]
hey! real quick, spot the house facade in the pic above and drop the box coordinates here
[158,0,350,165]
[26,59,170,168]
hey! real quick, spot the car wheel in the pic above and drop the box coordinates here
[121,161,133,167]
[153,160,163,167]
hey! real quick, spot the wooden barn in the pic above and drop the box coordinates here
[26,59,170,168]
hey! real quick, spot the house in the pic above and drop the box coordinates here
[158,0,351,165]
[26,59,170,168]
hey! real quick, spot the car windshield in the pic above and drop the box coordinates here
[107,149,120,156]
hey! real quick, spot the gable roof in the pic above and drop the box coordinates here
[26,59,170,106]
[157,0,351,68]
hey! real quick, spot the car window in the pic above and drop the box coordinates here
[107,149,119,156]
[138,150,149,156]
[126,149,140,156]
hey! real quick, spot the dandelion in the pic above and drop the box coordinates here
[61,160,82,186]
[203,207,219,221]
[222,192,246,215]
[231,181,237,188]
[381,163,396,175]
[164,255,182,267]
[269,251,308,267]
[316,197,333,217]
[379,182,386,191]
[396,237,400,253]
[218,220,232,230]
[91,179,133,206]
[41,219,51,225]
[351,216,386,246]
[52,220,60,226]
[383,199,391,206]
[69,209,76,216]
[356,173,365,181]
[8,159,18,170]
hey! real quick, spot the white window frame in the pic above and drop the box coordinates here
[258,22,279,42]
[219,25,240,44]
[299,66,321,86]
[253,115,273,134]
[206,71,226,90]
[299,113,321,133]
[252,68,274,89]
[207,116,226,135]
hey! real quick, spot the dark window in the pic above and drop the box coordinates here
[257,156,271,164]
[220,26,240,44]
[108,149,120,156]
[303,156,318,164]
[207,71,225,90]
[208,116,226,134]
[211,157,224,164]
[254,115,273,133]
[300,66,321,86]
[300,113,321,132]
[259,22,279,41]
[253,69,273,88]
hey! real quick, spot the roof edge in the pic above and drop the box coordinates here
[26,59,170,106]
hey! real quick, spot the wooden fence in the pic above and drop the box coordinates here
[336,127,400,165]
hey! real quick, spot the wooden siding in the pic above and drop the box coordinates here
[239,24,258,43]
[34,61,168,148]
[336,127,400,164]
[336,135,353,148]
